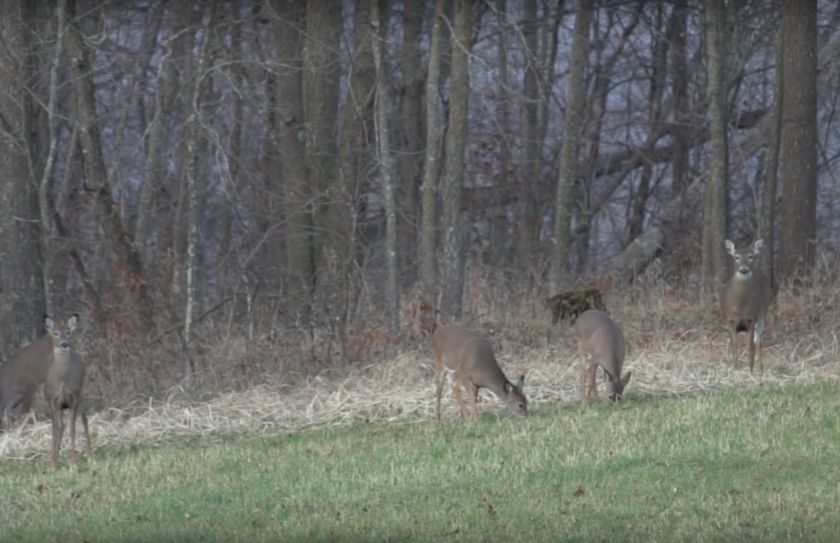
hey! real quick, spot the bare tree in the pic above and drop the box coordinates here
[183,2,218,348]
[518,0,539,283]
[670,1,690,195]
[701,0,730,297]
[65,0,153,325]
[371,0,400,337]
[135,4,180,268]
[0,0,46,352]
[759,27,783,292]
[779,0,817,281]
[303,2,342,319]
[418,0,447,318]
[272,0,314,324]
[550,0,594,293]
[397,1,425,284]
[439,0,473,319]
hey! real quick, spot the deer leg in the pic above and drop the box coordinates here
[727,325,739,367]
[80,405,92,458]
[753,319,765,373]
[452,379,468,420]
[434,369,446,420]
[747,324,757,373]
[465,382,480,421]
[69,402,79,466]
[50,402,65,469]
[581,363,598,409]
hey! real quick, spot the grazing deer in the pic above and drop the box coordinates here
[431,324,528,420]
[574,309,631,408]
[0,314,92,467]
[721,239,772,373]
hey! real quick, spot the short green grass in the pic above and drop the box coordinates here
[1,381,839,542]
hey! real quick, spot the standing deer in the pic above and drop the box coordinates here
[431,324,528,420]
[575,309,631,408]
[0,314,92,467]
[721,239,772,372]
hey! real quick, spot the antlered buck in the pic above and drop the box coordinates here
[0,314,92,467]
[431,324,528,420]
[575,309,631,408]
[721,239,772,372]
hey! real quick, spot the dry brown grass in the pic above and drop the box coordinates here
[1,276,839,462]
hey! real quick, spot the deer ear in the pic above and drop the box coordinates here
[516,374,525,388]
[724,240,736,255]
[504,381,514,395]
[68,313,80,330]
[753,239,764,253]
[44,316,55,331]
[622,371,632,388]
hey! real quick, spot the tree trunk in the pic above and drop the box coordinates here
[272,0,314,325]
[37,0,68,317]
[397,1,425,286]
[418,0,447,320]
[759,27,783,293]
[65,0,153,326]
[135,5,183,268]
[491,0,511,274]
[371,0,400,337]
[439,0,472,319]
[335,0,376,333]
[303,1,342,320]
[518,0,539,284]
[182,1,217,349]
[701,0,730,298]
[550,0,593,293]
[628,5,668,243]
[779,0,817,281]
[670,1,690,195]
[0,0,46,354]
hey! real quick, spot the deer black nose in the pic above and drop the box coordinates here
[60,341,70,349]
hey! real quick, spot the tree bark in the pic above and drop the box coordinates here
[37,0,68,317]
[303,1,342,309]
[135,5,181,268]
[0,0,46,354]
[779,0,817,281]
[550,0,593,293]
[518,0,539,283]
[371,0,400,337]
[183,1,217,348]
[701,0,730,298]
[418,0,446,318]
[439,0,472,319]
[272,0,314,324]
[759,27,783,293]
[65,0,153,326]
[670,1,690,195]
[336,0,376,326]
[397,0,425,285]
[491,0,512,273]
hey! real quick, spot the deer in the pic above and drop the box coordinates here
[574,309,631,408]
[431,324,528,420]
[0,314,92,467]
[721,239,772,373]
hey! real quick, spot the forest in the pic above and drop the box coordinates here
[0,0,837,411]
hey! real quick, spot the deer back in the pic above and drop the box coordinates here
[433,325,505,383]
[575,309,626,376]
[0,336,53,403]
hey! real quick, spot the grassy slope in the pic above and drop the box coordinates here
[1,381,838,543]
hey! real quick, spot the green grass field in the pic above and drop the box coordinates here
[1,380,838,542]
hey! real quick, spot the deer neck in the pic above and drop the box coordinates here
[51,347,74,370]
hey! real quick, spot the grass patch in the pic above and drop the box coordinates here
[2,380,839,542]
